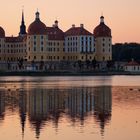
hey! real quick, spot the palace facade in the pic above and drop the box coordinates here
[0,11,112,71]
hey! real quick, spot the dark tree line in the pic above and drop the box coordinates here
[112,43,140,62]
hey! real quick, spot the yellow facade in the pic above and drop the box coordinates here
[27,35,47,62]
[0,37,26,62]
[95,37,112,61]
[47,40,65,61]
[0,12,112,65]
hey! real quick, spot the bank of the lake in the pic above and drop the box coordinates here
[0,71,139,76]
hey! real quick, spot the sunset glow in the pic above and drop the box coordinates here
[0,0,140,43]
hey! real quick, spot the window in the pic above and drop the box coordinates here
[41,47,43,51]
[34,56,36,60]
[134,66,135,70]
[34,47,36,52]
[81,41,84,46]
[89,41,91,46]
[41,56,43,60]
[81,47,84,52]
[41,41,44,45]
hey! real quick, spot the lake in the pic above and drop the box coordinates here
[0,76,140,140]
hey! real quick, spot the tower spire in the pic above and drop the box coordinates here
[100,15,104,24]
[35,9,40,20]
[19,7,27,36]
[22,9,24,24]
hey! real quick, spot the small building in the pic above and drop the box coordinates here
[124,61,140,72]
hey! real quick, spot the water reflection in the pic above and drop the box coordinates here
[0,85,112,139]
[94,87,112,135]
[0,92,5,121]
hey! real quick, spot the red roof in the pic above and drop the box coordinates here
[94,23,111,38]
[125,61,140,66]
[5,36,25,43]
[46,27,64,40]
[28,19,47,35]
[0,26,5,38]
[65,27,92,36]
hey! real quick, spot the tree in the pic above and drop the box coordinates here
[92,59,97,70]
[18,58,24,70]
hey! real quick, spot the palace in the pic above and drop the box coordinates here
[0,11,112,71]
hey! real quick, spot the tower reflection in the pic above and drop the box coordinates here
[0,92,5,121]
[94,86,112,135]
[27,86,112,138]
[0,85,112,139]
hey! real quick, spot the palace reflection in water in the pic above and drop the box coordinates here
[0,85,112,139]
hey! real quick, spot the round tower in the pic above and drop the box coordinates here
[0,26,5,62]
[94,16,112,61]
[27,11,47,62]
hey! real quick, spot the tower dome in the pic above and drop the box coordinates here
[94,16,111,38]
[28,11,47,35]
[0,26,5,38]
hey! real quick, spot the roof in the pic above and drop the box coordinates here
[125,61,140,66]
[28,12,47,35]
[65,27,93,36]
[5,36,25,43]
[0,26,5,38]
[28,20,47,35]
[46,27,64,40]
[94,23,111,38]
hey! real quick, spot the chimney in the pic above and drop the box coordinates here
[54,20,58,27]
[72,24,75,28]
[80,24,84,28]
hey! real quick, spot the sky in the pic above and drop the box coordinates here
[0,0,140,43]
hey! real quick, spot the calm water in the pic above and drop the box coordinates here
[0,76,140,140]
